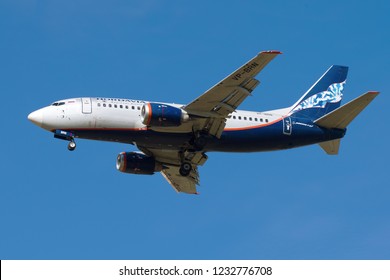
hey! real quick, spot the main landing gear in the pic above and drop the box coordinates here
[179,162,192,176]
[191,131,210,151]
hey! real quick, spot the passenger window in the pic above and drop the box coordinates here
[103,103,106,107]
[109,104,112,108]
[244,117,247,120]
[125,105,129,109]
[255,118,258,121]
[266,119,269,123]
[249,117,252,121]
[260,118,263,122]
[114,104,117,108]
[97,103,101,107]
[238,116,241,120]
[233,116,236,119]
[120,105,123,109]
[132,106,135,110]
[137,106,140,110]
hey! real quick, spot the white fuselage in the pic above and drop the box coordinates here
[28,96,341,154]
[29,97,288,133]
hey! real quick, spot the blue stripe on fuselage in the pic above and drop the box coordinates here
[64,118,345,152]
[209,119,345,152]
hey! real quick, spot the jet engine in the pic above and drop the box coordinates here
[141,102,189,127]
[116,152,162,175]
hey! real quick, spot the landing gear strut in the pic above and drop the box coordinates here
[67,140,76,151]
[191,131,210,151]
[193,136,207,151]
[179,162,192,176]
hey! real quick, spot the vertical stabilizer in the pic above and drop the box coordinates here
[289,65,348,120]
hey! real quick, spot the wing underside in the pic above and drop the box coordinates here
[161,165,199,194]
[138,147,206,194]
[184,51,281,138]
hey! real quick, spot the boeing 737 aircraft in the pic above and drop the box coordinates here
[28,51,379,194]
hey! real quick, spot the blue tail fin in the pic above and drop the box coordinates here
[289,65,348,120]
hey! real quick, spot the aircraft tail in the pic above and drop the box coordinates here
[289,65,349,120]
[319,139,341,155]
[314,91,379,129]
[316,91,379,155]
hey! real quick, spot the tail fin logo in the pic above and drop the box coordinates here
[290,81,346,115]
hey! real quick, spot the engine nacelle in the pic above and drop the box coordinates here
[141,102,189,127]
[116,152,162,175]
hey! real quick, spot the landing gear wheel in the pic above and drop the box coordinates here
[179,162,192,177]
[68,141,76,151]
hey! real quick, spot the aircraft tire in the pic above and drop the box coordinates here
[68,141,76,151]
[179,162,192,176]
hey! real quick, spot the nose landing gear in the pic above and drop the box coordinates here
[54,130,77,151]
[67,140,76,151]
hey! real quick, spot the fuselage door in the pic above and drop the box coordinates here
[81,98,92,114]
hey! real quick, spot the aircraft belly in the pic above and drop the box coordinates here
[73,129,193,149]
[71,119,343,152]
[208,121,341,152]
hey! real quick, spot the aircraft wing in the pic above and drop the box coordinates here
[161,165,199,194]
[138,147,206,194]
[184,51,281,138]
[135,52,280,193]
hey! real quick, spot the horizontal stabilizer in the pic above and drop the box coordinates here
[314,91,379,129]
[319,139,341,155]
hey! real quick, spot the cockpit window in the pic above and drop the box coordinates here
[51,102,65,106]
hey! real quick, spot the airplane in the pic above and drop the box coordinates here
[28,51,379,194]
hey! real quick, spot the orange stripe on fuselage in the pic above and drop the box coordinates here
[224,117,282,131]
[50,127,148,132]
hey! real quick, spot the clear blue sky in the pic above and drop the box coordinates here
[1,0,389,259]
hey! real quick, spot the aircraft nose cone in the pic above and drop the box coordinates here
[28,109,43,127]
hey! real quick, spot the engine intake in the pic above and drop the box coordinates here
[116,152,162,175]
[141,102,189,127]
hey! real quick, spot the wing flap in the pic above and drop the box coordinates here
[161,165,199,194]
[138,146,207,194]
[242,78,260,92]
